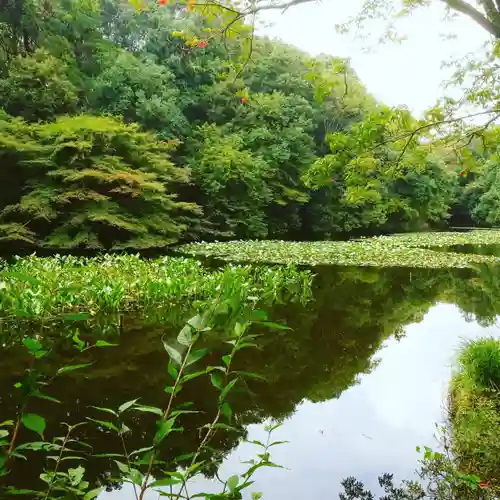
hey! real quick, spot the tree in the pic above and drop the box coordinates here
[0,48,78,121]
[0,114,198,249]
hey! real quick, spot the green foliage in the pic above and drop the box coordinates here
[449,338,500,492]
[0,254,312,320]
[0,49,78,121]
[180,230,500,268]
[0,114,196,249]
[0,0,470,246]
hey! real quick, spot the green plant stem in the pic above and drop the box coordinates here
[120,431,139,500]
[43,425,73,500]
[7,411,22,457]
[139,341,195,500]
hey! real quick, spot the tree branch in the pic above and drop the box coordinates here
[442,0,500,38]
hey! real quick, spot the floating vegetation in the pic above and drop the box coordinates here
[179,231,500,268]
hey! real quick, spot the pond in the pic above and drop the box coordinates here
[2,263,500,498]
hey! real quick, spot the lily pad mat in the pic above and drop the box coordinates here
[178,231,500,268]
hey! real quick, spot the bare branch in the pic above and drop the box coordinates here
[442,0,500,38]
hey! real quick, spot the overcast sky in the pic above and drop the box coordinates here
[258,0,490,116]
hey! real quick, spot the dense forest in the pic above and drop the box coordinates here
[0,0,499,250]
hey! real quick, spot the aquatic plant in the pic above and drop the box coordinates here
[179,231,500,268]
[0,254,312,321]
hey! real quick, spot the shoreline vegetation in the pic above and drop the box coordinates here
[0,255,312,321]
[179,230,500,268]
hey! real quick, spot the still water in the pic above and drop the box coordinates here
[2,265,500,498]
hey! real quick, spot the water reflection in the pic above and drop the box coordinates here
[2,264,500,497]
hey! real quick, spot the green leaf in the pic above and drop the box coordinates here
[84,488,104,500]
[219,378,238,402]
[57,363,93,376]
[132,405,163,416]
[251,310,268,321]
[129,446,154,457]
[72,331,86,350]
[167,361,178,380]
[5,487,41,495]
[87,418,120,433]
[90,406,118,417]
[118,399,139,414]
[0,430,8,439]
[114,461,143,486]
[187,314,203,329]
[163,341,182,366]
[62,313,90,322]
[186,348,209,367]
[210,373,223,389]
[222,354,231,366]
[182,370,208,383]
[154,418,176,445]
[95,340,118,347]
[21,413,46,438]
[177,324,192,346]
[69,465,85,486]
[32,390,61,404]
[151,477,183,488]
[6,272,41,286]
[269,440,289,447]
[22,338,42,353]
[15,442,61,452]
[227,475,239,492]
[234,371,266,381]
[258,321,291,331]
[221,402,232,423]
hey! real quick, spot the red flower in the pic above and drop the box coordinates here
[241,97,247,104]
[459,171,464,177]
[159,0,167,5]
[196,40,207,49]
[479,483,489,488]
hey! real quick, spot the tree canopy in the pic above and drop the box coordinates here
[0,0,498,250]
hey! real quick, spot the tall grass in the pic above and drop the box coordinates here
[449,338,500,492]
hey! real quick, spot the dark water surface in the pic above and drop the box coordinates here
[2,264,500,498]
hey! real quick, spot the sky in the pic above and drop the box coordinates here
[257,0,490,116]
